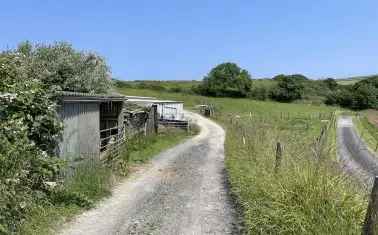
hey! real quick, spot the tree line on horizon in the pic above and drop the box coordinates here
[118,62,378,110]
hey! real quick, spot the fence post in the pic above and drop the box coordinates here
[275,142,282,173]
[153,104,158,134]
[363,176,378,235]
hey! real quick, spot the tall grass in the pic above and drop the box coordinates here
[225,111,366,234]
[19,160,113,234]
[354,113,378,153]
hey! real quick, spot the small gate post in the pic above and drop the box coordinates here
[363,176,378,235]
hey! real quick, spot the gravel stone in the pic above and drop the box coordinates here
[59,112,240,235]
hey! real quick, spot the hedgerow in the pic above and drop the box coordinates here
[0,41,113,233]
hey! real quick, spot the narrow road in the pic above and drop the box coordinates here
[59,112,238,235]
[337,116,378,185]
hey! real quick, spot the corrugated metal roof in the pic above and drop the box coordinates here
[59,91,126,102]
[124,95,156,100]
[126,98,183,104]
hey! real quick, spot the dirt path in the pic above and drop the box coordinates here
[337,116,378,186]
[59,112,239,235]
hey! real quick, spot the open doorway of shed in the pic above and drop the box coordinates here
[100,101,124,155]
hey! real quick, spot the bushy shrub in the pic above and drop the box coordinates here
[16,41,112,93]
[270,74,306,102]
[0,41,113,232]
[326,76,378,110]
[0,109,61,233]
[323,78,338,90]
[197,62,253,97]
[248,86,270,100]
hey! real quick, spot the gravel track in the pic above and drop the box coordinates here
[337,116,378,186]
[59,112,239,235]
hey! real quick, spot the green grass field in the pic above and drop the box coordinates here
[117,84,367,234]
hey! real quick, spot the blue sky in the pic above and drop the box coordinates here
[1,0,377,80]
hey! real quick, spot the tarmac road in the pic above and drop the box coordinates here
[337,116,378,186]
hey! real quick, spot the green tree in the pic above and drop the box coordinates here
[16,41,112,93]
[270,74,306,102]
[325,76,378,109]
[323,78,338,90]
[199,62,253,97]
[351,76,378,109]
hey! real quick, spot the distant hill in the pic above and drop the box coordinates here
[336,75,378,85]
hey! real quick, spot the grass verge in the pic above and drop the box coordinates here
[354,112,378,154]
[125,127,198,165]
[18,128,195,234]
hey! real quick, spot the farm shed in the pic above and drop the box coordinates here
[57,92,126,159]
[126,96,184,121]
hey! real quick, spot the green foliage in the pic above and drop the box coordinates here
[323,78,338,90]
[0,41,113,233]
[17,41,112,93]
[326,76,378,110]
[197,62,253,97]
[18,161,114,234]
[270,74,306,102]
[1,80,62,154]
[0,113,62,233]
[0,60,62,232]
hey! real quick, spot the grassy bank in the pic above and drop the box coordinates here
[354,111,378,154]
[118,85,367,234]
[18,128,194,234]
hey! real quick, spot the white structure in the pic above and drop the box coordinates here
[126,96,184,121]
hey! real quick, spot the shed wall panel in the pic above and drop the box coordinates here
[59,102,100,159]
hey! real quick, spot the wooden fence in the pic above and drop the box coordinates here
[158,119,190,132]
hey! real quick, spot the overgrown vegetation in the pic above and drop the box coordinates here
[224,110,365,234]
[19,160,113,234]
[0,41,112,234]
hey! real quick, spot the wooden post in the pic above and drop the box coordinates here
[275,142,282,173]
[153,104,158,134]
[363,176,378,235]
